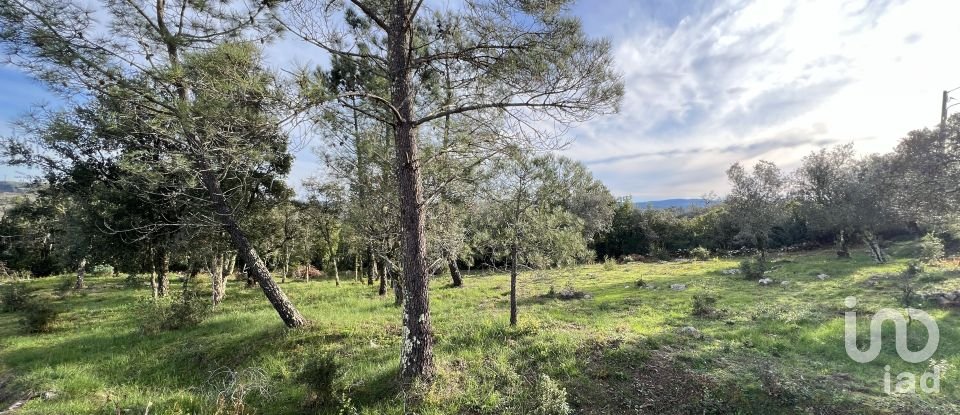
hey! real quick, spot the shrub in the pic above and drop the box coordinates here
[919,233,945,263]
[138,289,211,334]
[690,246,711,261]
[123,273,141,289]
[20,301,60,333]
[297,353,342,409]
[602,256,617,271]
[739,258,767,280]
[899,261,922,307]
[635,277,647,287]
[92,264,114,277]
[517,374,571,415]
[0,282,31,313]
[691,294,718,317]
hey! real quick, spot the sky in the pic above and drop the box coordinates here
[2,0,959,200]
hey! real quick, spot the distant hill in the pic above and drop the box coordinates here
[0,181,28,194]
[634,198,708,210]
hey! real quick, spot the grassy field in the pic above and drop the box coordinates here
[1,243,959,414]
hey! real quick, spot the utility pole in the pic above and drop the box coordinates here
[942,90,949,139]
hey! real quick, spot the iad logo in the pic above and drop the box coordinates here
[843,296,942,394]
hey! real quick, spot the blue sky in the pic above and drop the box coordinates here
[2,0,959,200]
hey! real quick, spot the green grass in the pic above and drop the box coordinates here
[1,243,959,414]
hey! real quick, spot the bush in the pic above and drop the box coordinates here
[690,246,711,261]
[691,294,718,317]
[515,374,571,415]
[297,353,342,409]
[739,258,767,280]
[602,256,617,271]
[20,301,60,333]
[138,289,211,334]
[123,273,141,289]
[0,282,31,313]
[919,233,945,263]
[92,264,114,277]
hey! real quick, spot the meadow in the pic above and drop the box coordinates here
[1,242,958,414]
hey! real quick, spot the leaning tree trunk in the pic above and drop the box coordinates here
[154,246,170,297]
[74,257,87,289]
[510,243,518,326]
[199,169,307,328]
[448,256,463,288]
[332,257,340,286]
[864,232,887,264]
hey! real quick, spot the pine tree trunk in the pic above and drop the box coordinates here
[389,0,434,382]
[74,257,87,289]
[510,244,518,326]
[199,169,306,328]
[448,256,463,287]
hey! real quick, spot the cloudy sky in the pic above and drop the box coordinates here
[2,0,959,200]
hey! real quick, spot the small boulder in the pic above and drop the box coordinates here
[945,292,958,301]
[670,284,687,291]
[816,273,830,280]
[780,280,790,286]
[721,269,741,275]
[758,278,773,285]
[40,391,57,401]
[677,326,702,339]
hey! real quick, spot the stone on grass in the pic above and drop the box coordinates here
[816,273,830,280]
[780,280,790,286]
[721,269,741,275]
[677,326,703,339]
[758,278,773,285]
[670,284,687,291]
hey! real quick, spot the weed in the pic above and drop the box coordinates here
[0,282,31,312]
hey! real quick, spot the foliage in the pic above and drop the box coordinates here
[691,294,718,317]
[602,256,617,271]
[0,282,31,312]
[690,246,711,261]
[137,290,211,334]
[297,353,343,409]
[739,258,767,280]
[19,300,60,333]
[918,233,945,263]
[91,264,114,277]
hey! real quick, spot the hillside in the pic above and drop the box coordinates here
[634,198,708,210]
[1,243,958,414]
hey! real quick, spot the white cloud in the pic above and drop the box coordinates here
[564,0,960,200]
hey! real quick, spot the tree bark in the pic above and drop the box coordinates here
[389,0,434,381]
[210,254,226,306]
[367,249,375,286]
[448,256,463,287]
[864,232,887,264]
[74,257,87,290]
[837,230,851,258]
[154,246,170,297]
[199,169,307,328]
[378,260,387,296]
[333,258,340,286]
[510,243,518,326]
[149,249,158,300]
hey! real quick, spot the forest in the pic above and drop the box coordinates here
[1,0,960,414]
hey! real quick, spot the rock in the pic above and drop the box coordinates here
[677,326,702,338]
[670,284,687,291]
[583,294,593,300]
[945,293,958,301]
[40,391,57,400]
[780,280,790,286]
[816,273,830,280]
[938,297,951,307]
[758,278,773,285]
[721,269,741,275]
